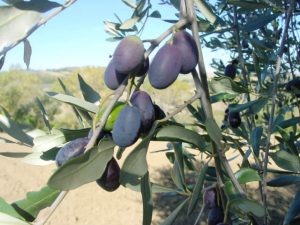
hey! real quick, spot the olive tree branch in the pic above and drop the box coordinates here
[0,0,78,56]
[34,78,128,225]
[262,1,294,224]
[34,191,68,225]
[185,0,246,199]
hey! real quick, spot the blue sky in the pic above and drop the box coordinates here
[1,0,221,73]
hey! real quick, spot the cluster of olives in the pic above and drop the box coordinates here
[203,187,228,225]
[222,108,241,129]
[104,35,149,90]
[104,30,198,91]
[224,59,238,80]
[55,129,120,192]
[148,30,199,89]
[112,90,165,147]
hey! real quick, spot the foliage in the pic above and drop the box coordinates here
[1,0,300,225]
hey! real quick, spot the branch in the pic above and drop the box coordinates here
[0,0,78,56]
[185,0,245,199]
[262,1,295,224]
[34,191,68,225]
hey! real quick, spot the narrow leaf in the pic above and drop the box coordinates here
[0,107,33,146]
[284,188,300,225]
[77,74,100,104]
[271,151,300,172]
[47,92,97,113]
[120,139,150,186]
[36,97,51,132]
[205,118,222,145]
[187,163,208,215]
[0,212,29,225]
[267,176,300,187]
[0,55,5,70]
[234,168,261,184]
[149,10,161,18]
[250,126,263,157]
[243,13,280,32]
[141,172,153,225]
[161,198,189,225]
[48,138,115,190]
[12,186,60,222]
[120,17,139,29]
[23,39,31,69]
[230,198,265,217]
[0,197,24,220]
[154,125,206,151]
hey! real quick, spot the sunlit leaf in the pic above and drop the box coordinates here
[0,197,24,220]
[120,139,150,186]
[48,138,115,190]
[234,168,261,184]
[141,172,152,225]
[12,186,60,222]
[77,74,100,104]
[46,92,97,113]
[120,17,139,30]
[0,6,41,54]
[0,212,29,225]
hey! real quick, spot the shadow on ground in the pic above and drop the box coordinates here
[152,168,297,225]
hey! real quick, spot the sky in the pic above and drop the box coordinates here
[0,0,223,73]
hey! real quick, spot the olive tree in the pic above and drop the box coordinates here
[0,0,299,225]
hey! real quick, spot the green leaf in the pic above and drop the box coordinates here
[120,17,139,29]
[210,93,238,104]
[47,92,97,113]
[77,74,100,104]
[186,104,204,124]
[228,0,269,10]
[229,97,267,113]
[7,0,61,13]
[194,0,222,25]
[149,10,161,18]
[205,118,222,145]
[284,188,300,225]
[32,129,65,152]
[0,197,24,220]
[120,139,150,186]
[48,138,115,190]
[154,125,206,151]
[0,152,30,158]
[122,0,137,8]
[23,39,31,69]
[242,13,281,32]
[0,212,30,225]
[230,198,265,217]
[250,126,263,157]
[234,168,261,184]
[12,186,60,222]
[36,97,51,132]
[0,106,33,146]
[187,163,208,215]
[171,158,185,190]
[271,151,300,172]
[267,176,300,187]
[23,151,54,166]
[210,77,248,94]
[273,117,300,132]
[0,6,41,54]
[60,128,90,141]
[141,172,153,225]
[161,198,189,225]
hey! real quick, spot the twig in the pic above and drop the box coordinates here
[262,1,295,224]
[34,191,68,225]
[0,0,78,56]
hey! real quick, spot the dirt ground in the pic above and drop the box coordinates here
[0,133,297,225]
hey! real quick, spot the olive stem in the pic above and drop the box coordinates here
[262,1,294,224]
[0,0,78,56]
[34,191,68,225]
